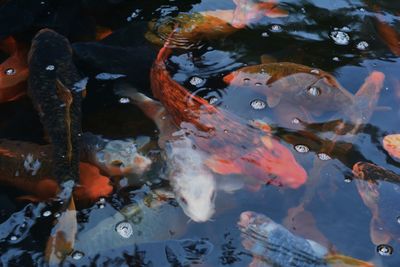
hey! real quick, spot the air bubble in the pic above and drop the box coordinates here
[255,82,262,86]
[250,99,266,110]
[45,65,55,71]
[356,41,369,50]
[377,244,393,256]
[5,68,16,75]
[307,86,321,96]
[294,144,309,153]
[208,97,218,105]
[332,57,340,62]
[119,97,130,104]
[189,76,204,86]
[270,24,283,33]
[116,222,133,238]
[310,69,320,74]
[291,118,300,124]
[261,32,269,37]
[330,31,350,45]
[344,178,352,183]
[318,153,331,161]
[72,251,84,260]
[42,210,52,217]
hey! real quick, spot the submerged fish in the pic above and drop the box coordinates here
[353,162,400,245]
[150,45,307,189]
[28,28,84,204]
[145,0,288,48]
[116,86,216,222]
[80,132,152,177]
[223,60,354,115]
[238,211,374,267]
[0,36,29,103]
[0,132,151,202]
[74,187,188,255]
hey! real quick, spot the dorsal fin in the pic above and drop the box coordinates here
[260,54,277,64]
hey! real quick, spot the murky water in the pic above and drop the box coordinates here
[0,0,400,266]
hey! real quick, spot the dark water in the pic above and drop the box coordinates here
[0,0,400,266]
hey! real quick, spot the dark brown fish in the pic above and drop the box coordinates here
[28,29,84,187]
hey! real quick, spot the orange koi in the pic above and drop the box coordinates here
[0,36,29,103]
[150,45,307,189]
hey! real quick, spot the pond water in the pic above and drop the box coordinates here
[0,0,400,266]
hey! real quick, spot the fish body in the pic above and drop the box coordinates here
[0,37,29,103]
[74,188,187,255]
[145,0,287,48]
[223,62,354,114]
[238,211,374,267]
[353,162,400,244]
[28,29,83,184]
[116,86,216,222]
[150,46,307,189]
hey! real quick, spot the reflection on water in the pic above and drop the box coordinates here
[0,0,400,266]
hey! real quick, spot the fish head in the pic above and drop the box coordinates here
[232,0,288,28]
[96,140,152,176]
[173,168,216,222]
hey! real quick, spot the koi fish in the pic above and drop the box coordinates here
[150,45,307,189]
[116,85,216,222]
[353,162,400,245]
[28,28,84,201]
[238,211,374,267]
[145,0,288,48]
[223,61,354,114]
[0,36,29,103]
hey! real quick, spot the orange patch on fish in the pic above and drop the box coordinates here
[383,134,400,160]
[0,37,29,103]
[74,162,113,202]
[232,0,288,28]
